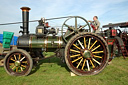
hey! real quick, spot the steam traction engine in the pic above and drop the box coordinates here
[2,7,110,76]
[102,22,128,61]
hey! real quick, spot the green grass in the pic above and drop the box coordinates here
[0,53,128,85]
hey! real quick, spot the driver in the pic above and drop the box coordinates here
[88,16,100,33]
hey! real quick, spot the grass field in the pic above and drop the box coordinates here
[0,53,128,85]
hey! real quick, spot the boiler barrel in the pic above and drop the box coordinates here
[17,35,65,52]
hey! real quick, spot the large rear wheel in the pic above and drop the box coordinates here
[65,32,109,76]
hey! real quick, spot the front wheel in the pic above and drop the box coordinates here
[4,49,33,76]
[65,32,109,76]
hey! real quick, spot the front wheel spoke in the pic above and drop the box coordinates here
[14,55,17,60]
[9,63,14,66]
[88,38,91,49]
[86,60,90,71]
[90,60,95,68]
[72,56,82,63]
[76,58,83,68]
[12,66,16,70]
[16,67,18,72]
[93,55,102,58]
[70,49,80,53]
[20,67,23,71]
[20,56,25,62]
[91,45,101,52]
[89,40,97,50]
[21,61,28,64]
[77,40,84,49]
[73,44,81,50]
[19,54,21,60]
[70,54,81,58]
[92,58,101,65]
[10,58,15,62]
[92,51,104,54]
[21,64,27,68]
[81,59,86,70]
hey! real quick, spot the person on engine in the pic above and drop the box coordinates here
[88,16,100,33]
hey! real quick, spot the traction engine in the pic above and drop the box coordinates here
[1,7,110,76]
[102,22,128,61]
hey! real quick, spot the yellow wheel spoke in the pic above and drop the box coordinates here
[90,60,95,68]
[20,67,23,71]
[81,59,86,70]
[22,61,28,64]
[14,55,17,60]
[12,66,16,70]
[19,54,21,60]
[93,55,102,58]
[21,65,26,68]
[11,58,15,62]
[73,44,81,50]
[89,40,97,50]
[86,60,90,71]
[76,58,83,68]
[77,40,84,49]
[92,58,101,65]
[92,51,104,54]
[70,49,80,53]
[88,38,91,49]
[91,45,101,52]
[16,67,18,72]
[72,56,82,63]
[70,54,81,58]
[9,63,14,66]
[84,37,86,48]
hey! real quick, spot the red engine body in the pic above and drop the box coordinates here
[111,29,117,36]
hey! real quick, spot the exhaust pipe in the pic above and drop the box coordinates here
[20,7,31,35]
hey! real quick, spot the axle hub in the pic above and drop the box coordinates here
[15,61,21,67]
[83,50,91,59]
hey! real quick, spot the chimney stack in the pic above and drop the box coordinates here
[20,7,31,35]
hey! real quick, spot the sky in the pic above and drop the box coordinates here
[0,0,128,36]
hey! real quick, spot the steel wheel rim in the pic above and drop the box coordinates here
[6,52,30,75]
[66,34,108,75]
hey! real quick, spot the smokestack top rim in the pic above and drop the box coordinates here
[21,7,31,12]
